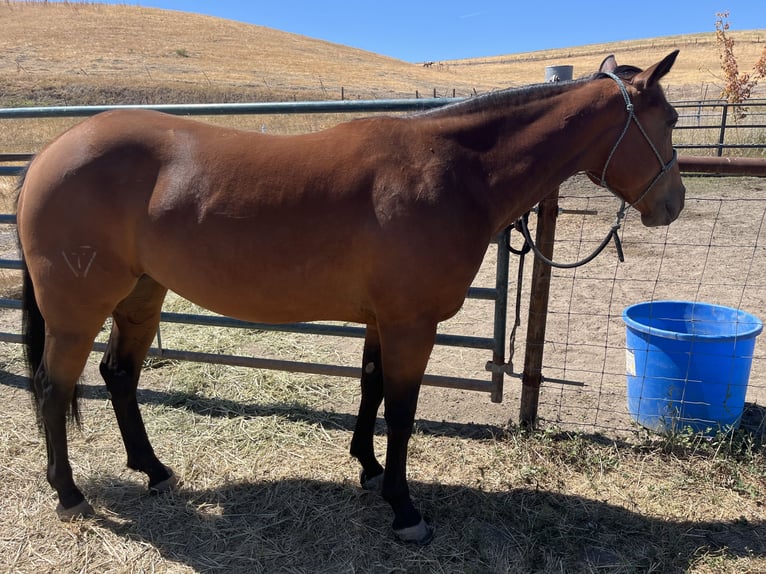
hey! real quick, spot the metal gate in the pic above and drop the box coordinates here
[0,99,513,402]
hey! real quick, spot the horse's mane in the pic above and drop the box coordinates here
[414,81,579,118]
[415,64,644,119]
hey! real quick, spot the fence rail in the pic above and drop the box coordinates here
[674,98,766,156]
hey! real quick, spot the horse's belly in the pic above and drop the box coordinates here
[145,255,372,325]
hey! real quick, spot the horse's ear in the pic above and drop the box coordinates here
[599,55,618,73]
[633,50,680,90]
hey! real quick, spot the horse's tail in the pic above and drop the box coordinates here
[16,164,81,428]
[20,252,48,428]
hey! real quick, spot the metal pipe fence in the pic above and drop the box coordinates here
[0,99,512,402]
[674,98,766,156]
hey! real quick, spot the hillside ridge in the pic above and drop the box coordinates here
[1,2,765,105]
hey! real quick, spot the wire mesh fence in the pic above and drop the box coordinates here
[514,174,765,434]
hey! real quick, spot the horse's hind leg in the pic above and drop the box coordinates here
[350,324,385,490]
[99,275,175,491]
[34,333,102,520]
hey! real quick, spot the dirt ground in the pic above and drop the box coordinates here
[418,173,766,434]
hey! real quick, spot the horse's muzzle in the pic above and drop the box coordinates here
[640,184,686,227]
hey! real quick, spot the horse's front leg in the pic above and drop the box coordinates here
[378,320,437,545]
[350,324,385,490]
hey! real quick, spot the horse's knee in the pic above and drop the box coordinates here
[362,359,383,387]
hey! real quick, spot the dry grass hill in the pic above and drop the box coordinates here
[1,1,765,106]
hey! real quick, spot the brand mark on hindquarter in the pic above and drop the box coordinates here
[62,246,97,278]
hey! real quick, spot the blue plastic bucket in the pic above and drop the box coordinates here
[622,301,762,434]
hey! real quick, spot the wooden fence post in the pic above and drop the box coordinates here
[519,189,559,426]
[517,64,573,427]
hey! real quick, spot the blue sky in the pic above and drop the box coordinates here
[94,1,763,62]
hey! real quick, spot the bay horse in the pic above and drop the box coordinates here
[17,51,684,544]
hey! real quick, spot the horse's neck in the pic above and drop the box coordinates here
[431,81,618,235]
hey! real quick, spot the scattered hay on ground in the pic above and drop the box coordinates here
[1,341,764,573]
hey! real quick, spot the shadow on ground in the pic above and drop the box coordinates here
[6,367,765,571]
[0,368,506,440]
[84,475,765,573]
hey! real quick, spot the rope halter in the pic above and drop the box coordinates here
[518,72,678,269]
[593,71,678,223]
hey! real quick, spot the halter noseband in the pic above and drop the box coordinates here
[517,72,678,269]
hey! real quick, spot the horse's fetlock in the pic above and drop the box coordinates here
[360,468,384,491]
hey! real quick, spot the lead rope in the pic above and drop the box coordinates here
[519,71,677,269]
[505,225,530,375]
[517,209,625,269]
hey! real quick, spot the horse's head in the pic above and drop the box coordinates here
[587,51,685,227]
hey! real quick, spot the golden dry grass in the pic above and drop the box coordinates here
[446,31,766,99]
[1,338,765,573]
[0,1,494,104]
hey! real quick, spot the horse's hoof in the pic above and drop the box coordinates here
[393,519,434,545]
[359,469,384,492]
[56,499,95,522]
[149,467,179,494]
